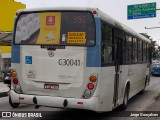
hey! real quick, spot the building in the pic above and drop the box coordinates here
[0,0,26,80]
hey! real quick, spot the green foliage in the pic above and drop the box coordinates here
[140,33,151,39]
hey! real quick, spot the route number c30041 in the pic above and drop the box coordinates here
[58,59,80,66]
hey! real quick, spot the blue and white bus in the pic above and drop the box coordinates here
[151,58,160,76]
[9,7,151,112]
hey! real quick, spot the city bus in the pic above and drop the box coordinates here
[151,55,160,76]
[9,7,151,112]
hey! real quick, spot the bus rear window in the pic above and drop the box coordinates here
[14,11,96,46]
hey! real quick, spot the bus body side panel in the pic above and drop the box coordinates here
[128,64,148,99]
[99,63,149,111]
[100,67,115,111]
[119,64,148,102]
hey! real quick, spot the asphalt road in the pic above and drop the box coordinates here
[0,76,160,120]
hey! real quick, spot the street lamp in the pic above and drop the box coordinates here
[145,26,160,29]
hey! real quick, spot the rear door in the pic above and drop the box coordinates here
[113,28,123,106]
[113,37,123,106]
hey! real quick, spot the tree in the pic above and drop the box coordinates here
[140,33,151,39]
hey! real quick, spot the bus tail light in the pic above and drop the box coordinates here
[13,78,18,84]
[83,90,92,98]
[15,84,21,91]
[11,71,17,77]
[11,70,22,93]
[89,75,97,82]
[88,83,94,90]
[82,74,98,99]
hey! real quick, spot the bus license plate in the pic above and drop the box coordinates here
[44,83,59,90]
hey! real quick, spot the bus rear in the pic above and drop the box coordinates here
[10,8,101,111]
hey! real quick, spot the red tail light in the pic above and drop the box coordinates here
[92,11,97,14]
[88,83,94,90]
[13,78,18,84]
[16,12,19,16]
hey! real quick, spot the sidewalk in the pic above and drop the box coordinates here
[0,82,9,97]
[133,93,160,120]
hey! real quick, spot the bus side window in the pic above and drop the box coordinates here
[133,38,137,63]
[137,40,143,62]
[101,21,113,65]
[125,35,133,63]
[146,44,150,62]
[143,42,147,62]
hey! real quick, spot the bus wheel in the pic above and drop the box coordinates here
[9,96,20,108]
[121,86,129,110]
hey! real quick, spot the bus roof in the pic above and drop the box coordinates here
[17,7,151,43]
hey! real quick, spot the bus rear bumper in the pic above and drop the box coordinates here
[9,90,99,111]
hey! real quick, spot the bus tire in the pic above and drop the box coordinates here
[9,96,20,108]
[121,85,129,110]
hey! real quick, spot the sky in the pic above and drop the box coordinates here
[15,0,160,45]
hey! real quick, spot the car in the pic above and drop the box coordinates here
[2,70,11,85]
[151,63,160,76]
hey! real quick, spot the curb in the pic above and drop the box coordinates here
[0,92,8,98]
